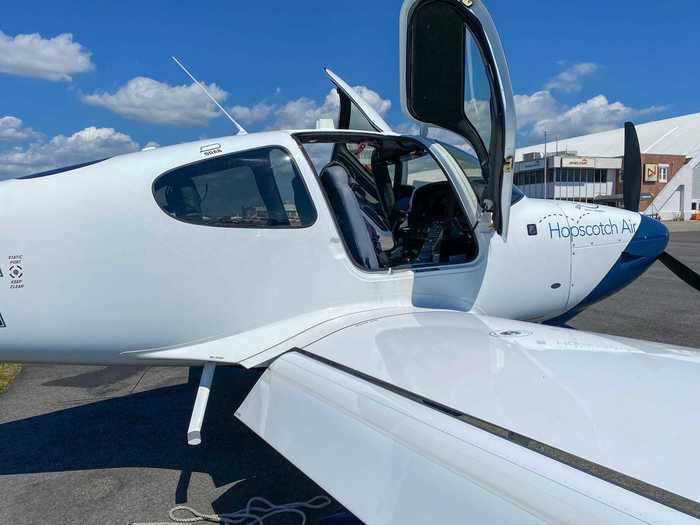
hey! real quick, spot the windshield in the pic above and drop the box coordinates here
[441,141,524,205]
[440,142,485,199]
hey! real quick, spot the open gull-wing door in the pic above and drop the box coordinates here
[324,68,394,134]
[400,0,517,236]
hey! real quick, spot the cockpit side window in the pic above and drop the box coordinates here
[152,146,316,228]
[340,95,379,132]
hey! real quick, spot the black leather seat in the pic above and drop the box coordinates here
[320,162,381,271]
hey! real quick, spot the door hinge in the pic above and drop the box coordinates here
[504,156,514,172]
[477,209,495,233]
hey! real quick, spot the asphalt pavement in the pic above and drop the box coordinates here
[1,227,698,524]
[0,366,348,524]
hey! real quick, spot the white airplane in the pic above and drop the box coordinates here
[1,0,700,523]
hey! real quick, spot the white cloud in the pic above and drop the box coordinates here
[400,84,660,148]
[394,61,654,147]
[530,95,663,140]
[545,62,598,93]
[0,31,94,81]
[352,86,392,116]
[0,116,39,140]
[82,77,229,126]
[272,92,337,130]
[272,86,391,129]
[227,85,391,130]
[513,61,663,143]
[514,91,563,127]
[100,80,392,131]
[229,103,275,126]
[0,126,139,178]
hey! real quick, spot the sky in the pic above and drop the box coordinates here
[1,0,699,178]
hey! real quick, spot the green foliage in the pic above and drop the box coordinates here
[0,363,21,394]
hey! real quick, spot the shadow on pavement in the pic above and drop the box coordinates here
[0,366,350,522]
[43,366,147,389]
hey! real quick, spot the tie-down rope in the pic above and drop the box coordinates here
[130,495,332,525]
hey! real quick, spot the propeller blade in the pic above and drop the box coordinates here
[623,122,642,212]
[658,251,700,292]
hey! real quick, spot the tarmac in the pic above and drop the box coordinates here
[0,366,348,524]
[1,226,698,524]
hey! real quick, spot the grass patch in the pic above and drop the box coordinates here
[0,363,22,394]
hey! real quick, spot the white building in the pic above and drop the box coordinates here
[516,112,700,220]
[514,153,621,205]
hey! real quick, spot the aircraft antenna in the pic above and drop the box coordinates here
[171,56,247,135]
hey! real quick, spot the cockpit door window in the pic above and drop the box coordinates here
[400,0,517,236]
[325,68,394,134]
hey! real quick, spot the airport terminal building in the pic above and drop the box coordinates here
[515,113,700,220]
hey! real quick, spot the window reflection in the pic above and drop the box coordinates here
[464,32,492,148]
[153,147,316,228]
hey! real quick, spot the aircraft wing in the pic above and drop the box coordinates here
[235,310,700,524]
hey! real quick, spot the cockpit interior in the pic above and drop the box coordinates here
[297,134,480,271]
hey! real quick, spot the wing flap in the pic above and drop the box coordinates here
[297,311,700,506]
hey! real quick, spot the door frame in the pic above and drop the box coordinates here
[292,130,485,276]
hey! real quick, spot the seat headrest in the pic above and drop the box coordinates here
[319,162,381,271]
[320,162,351,190]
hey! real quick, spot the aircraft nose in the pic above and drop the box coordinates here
[548,214,669,325]
[601,214,670,297]
[626,214,669,260]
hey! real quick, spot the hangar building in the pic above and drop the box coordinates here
[515,112,700,220]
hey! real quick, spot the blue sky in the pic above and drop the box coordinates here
[1,0,699,177]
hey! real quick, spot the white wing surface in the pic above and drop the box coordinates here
[236,311,700,524]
